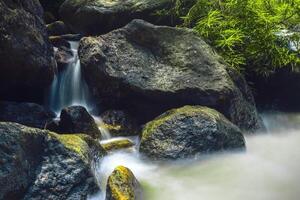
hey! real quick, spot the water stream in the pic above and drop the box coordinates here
[47,41,92,114]
[46,42,300,200]
[90,112,300,200]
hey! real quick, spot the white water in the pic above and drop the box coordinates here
[47,41,92,114]
[89,112,300,200]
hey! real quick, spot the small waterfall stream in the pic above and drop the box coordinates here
[47,41,92,114]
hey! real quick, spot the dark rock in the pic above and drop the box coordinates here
[40,0,66,18]
[100,110,140,137]
[139,106,246,160]
[0,101,56,129]
[0,0,56,101]
[106,166,143,200]
[248,67,300,111]
[79,19,264,132]
[44,11,57,24]
[60,0,175,35]
[47,21,71,36]
[0,122,105,200]
[50,36,71,48]
[58,106,101,139]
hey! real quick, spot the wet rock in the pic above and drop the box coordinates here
[60,0,175,35]
[54,45,74,71]
[100,110,140,137]
[101,139,135,152]
[0,122,105,200]
[47,21,71,36]
[0,101,56,129]
[57,106,101,139]
[106,166,143,200]
[79,19,264,132]
[0,0,56,100]
[139,106,246,160]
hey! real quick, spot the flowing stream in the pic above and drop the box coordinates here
[47,41,92,114]
[47,42,300,200]
[90,113,300,200]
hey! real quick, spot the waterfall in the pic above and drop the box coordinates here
[47,41,92,114]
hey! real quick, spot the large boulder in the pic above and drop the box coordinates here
[79,19,264,132]
[106,166,143,200]
[0,101,56,129]
[59,0,175,35]
[0,122,105,200]
[49,106,102,139]
[0,0,56,101]
[139,106,246,160]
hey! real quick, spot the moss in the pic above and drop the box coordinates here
[50,133,90,160]
[102,139,134,152]
[107,166,136,200]
[100,123,122,132]
[142,105,221,139]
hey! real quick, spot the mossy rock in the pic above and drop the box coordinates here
[101,139,135,152]
[139,105,246,160]
[79,19,264,132]
[0,122,103,199]
[106,166,143,200]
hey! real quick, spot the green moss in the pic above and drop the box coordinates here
[102,139,134,151]
[142,105,221,139]
[50,133,90,160]
[108,166,136,200]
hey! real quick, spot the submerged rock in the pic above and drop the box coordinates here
[106,166,143,200]
[100,110,140,137]
[0,0,56,100]
[60,0,174,35]
[139,106,246,160]
[0,122,105,200]
[0,101,56,129]
[101,139,135,152]
[79,19,264,132]
[55,106,102,139]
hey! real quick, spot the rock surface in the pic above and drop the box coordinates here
[0,101,56,129]
[60,0,174,35]
[79,19,264,132]
[53,106,101,139]
[106,166,142,200]
[40,0,66,18]
[0,0,56,100]
[0,122,105,200]
[100,110,140,137]
[101,139,135,152]
[47,21,71,36]
[139,106,246,160]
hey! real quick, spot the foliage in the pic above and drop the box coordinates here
[174,0,300,75]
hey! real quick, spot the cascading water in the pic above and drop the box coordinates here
[45,41,299,200]
[47,41,92,114]
[89,112,300,200]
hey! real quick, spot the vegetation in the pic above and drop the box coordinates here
[172,0,300,75]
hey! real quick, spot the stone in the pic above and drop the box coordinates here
[79,19,264,132]
[139,106,246,160]
[106,166,142,200]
